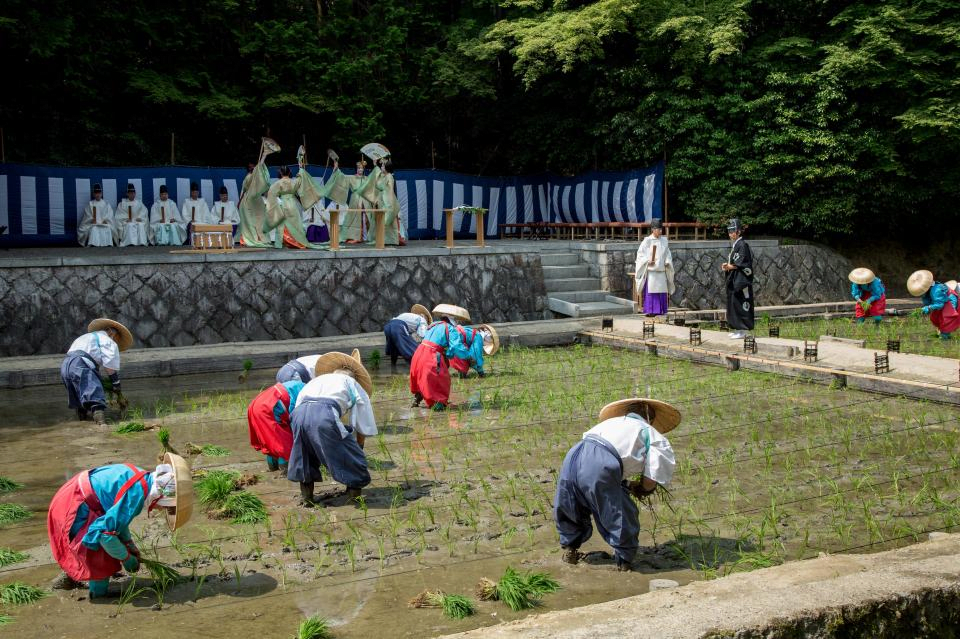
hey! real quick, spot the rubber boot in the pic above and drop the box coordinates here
[411,393,423,407]
[390,355,399,367]
[561,546,580,565]
[431,402,446,412]
[265,455,279,472]
[278,458,288,474]
[299,482,322,506]
[88,579,110,599]
[76,407,88,421]
[343,487,362,504]
[92,409,106,425]
[616,558,633,572]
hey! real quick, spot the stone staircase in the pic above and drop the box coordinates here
[542,249,634,318]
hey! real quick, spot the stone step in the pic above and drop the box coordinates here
[540,252,581,267]
[547,297,635,318]
[549,290,610,303]
[543,264,592,280]
[544,277,602,293]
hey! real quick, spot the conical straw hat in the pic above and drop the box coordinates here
[162,453,193,531]
[907,270,934,297]
[477,324,500,356]
[947,280,958,292]
[410,304,432,323]
[848,268,876,285]
[314,349,374,396]
[432,304,471,323]
[598,398,682,434]
[87,318,134,352]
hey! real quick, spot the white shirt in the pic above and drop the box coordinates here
[212,200,240,224]
[182,197,212,224]
[392,312,427,338]
[295,373,378,436]
[150,199,183,224]
[583,414,675,484]
[67,330,121,371]
[296,355,322,377]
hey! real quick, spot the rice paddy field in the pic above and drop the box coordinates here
[1,343,959,637]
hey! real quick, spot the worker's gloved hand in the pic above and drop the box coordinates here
[476,370,486,378]
[122,554,140,573]
[922,306,931,315]
[123,539,141,559]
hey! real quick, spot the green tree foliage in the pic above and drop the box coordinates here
[0,0,957,236]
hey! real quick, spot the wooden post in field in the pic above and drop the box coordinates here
[170,133,175,165]
[445,209,454,248]
[329,209,340,251]
[663,148,669,228]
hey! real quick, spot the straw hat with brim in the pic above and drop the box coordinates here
[432,304,471,323]
[598,398,682,435]
[314,349,374,396]
[848,268,876,285]
[477,324,500,356]
[88,318,134,352]
[907,270,934,297]
[411,304,432,324]
[162,452,194,531]
[947,280,958,292]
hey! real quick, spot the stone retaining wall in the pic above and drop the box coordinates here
[0,249,547,356]
[582,241,852,310]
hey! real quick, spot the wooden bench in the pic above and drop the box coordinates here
[498,222,551,239]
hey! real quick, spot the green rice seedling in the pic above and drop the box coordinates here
[0,582,48,605]
[409,590,476,619]
[0,614,12,625]
[115,421,147,434]
[296,615,333,639]
[0,504,31,525]
[195,470,239,507]
[223,490,268,524]
[0,548,28,568]
[0,476,23,493]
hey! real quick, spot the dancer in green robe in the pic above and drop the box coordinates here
[238,161,272,248]
[264,166,325,249]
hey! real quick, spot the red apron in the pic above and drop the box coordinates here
[47,465,148,581]
[930,291,960,335]
[449,326,476,374]
[854,293,887,318]
[247,383,294,459]
[410,338,451,407]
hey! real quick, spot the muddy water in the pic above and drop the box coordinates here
[0,363,698,638]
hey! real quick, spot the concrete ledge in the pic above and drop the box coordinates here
[0,318,593,389]
[435,534,960,639]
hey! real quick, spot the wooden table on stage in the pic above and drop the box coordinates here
[443,208,488,249]
[335,208,387,249]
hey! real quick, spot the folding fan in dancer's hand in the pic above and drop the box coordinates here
[360,142,391,161]
[297,145,307,168]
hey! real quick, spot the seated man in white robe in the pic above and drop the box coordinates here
[78,183,117,247]
[149,184,186,246]
[114,183,151,246]
[182,182,212,244]
[211,186,240,241]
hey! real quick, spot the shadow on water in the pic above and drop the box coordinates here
[581,534,768,574]
[351,480,438,510]
[93,571,279,609]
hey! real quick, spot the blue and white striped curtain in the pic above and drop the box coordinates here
[0,162,663,245]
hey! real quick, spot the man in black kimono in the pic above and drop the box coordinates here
[721,218,754,338]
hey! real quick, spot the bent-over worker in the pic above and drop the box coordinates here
[60,318,133,425]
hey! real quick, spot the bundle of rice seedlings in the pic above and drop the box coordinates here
[186,443,231,457]
[476,567,561,611]
[0,504,31,525]
[157,428,178,454]
[115,421,147,434]
[0,582,48,605]
[195,470,240,507]
[409,590,476,619]
[0,548,28,568]
[0,476,22,493]
[296,614,332,639]
[523,571,561,595]
[140,558,187,587]
[222,490,268,524]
